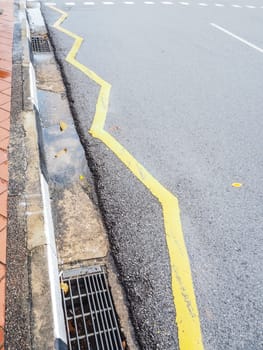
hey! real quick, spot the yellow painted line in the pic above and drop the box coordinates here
[49,6,204,349]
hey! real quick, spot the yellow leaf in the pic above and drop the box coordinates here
[59,121,68,132]
[232,182,242,188]
[60,282,69,295]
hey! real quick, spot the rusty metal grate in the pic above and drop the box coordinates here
[60,266,124,350]
[31,35,51,53]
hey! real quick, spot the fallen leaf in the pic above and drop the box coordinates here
[232,183,242,188]
[54,148,67,158]
[68,319,76,335]
[60,282,69,295]
[59,120,68,132]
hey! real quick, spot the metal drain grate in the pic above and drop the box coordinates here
[31,35,51,53]
[61,266,124,350]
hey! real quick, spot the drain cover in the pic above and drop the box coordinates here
[31,35,51,53]
[61,266,124,350]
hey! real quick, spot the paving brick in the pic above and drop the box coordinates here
[0,265,5,281]
[0,228,7,264]
[0,32,13,41]
[0,217,6,233]
[0,275,6,327]
[0,45,12,59]
[0,128,8,142]
[0,162,8,182]
[1,88,11,97]
[0,102,10,113]
[0,192,7,218]
[0,179,7,195]
[0,109,9,123]
[0,94,10,108]
[0,81,10,93]
[0,151,7,165]
[0,120,9,131]
[0,61,11,73]
[0,37,11,46]
[0,76,11,83]
[0,326,4,349]
[0,138,9,152]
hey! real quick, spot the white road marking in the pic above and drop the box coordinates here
[211,23,263,54]
[48,1,259,8]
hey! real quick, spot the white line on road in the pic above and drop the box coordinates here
[46,1,260,8]
[210,23,263,54]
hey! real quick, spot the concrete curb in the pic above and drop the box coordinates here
[20,1,67,348]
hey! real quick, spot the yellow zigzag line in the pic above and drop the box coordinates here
[50,6,204,349]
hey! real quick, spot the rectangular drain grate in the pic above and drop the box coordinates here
[61,266,124,350]
[31,35,51,53]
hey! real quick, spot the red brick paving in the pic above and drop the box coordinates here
[0,1,13,349]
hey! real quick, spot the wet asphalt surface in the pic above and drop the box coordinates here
[42,3,263,350]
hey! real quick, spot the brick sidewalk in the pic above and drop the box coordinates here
[0,1,13,349]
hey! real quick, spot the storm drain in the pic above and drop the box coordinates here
[60,266,124,350]
[31,35,51,53]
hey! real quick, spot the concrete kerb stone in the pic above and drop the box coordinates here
[20,1,67,348]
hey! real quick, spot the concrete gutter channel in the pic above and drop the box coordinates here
[6,1,138,349]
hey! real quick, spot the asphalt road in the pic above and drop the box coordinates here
[42,2,263,349]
